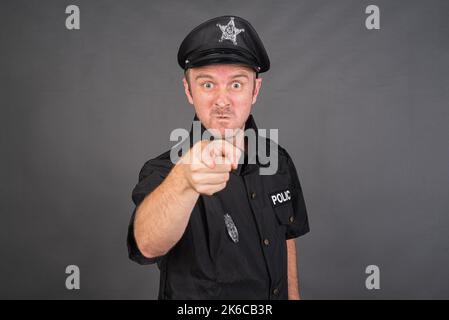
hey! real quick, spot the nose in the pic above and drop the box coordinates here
[214,87,231,108]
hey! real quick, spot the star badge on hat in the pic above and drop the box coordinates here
[216,17,245,45]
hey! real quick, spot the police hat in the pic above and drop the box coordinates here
[177,16,270,73]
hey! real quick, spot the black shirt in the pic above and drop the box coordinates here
[127,114,310,299]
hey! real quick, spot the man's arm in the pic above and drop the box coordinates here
[287,239,301,300]
[134,164,199,258]
[134,140,240,259]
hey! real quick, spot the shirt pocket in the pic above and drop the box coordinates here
[267,186,295,226]
[272,201,296,226]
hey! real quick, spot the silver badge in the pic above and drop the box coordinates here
[224,213,239,243]
[216,17,245,45]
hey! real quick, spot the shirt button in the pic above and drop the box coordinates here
[289,216,295,223]
[263,238,270,246]
[273,288,279,296]
[250,192,256,199]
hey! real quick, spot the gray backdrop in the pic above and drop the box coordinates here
[1,0,448,299]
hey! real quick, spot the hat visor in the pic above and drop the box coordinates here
[187,53,260,72]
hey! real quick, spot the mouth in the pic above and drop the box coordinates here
[214,114,232,120]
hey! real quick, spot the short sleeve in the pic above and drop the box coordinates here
[127,157,171,265]
[285,151,310,239]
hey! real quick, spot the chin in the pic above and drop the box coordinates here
[207,123,232,138]
[211,119,232,128]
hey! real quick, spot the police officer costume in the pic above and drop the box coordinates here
[127,16,310,300]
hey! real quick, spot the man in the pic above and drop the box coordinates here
[127,15,310,300]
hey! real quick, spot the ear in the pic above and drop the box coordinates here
[251,77,263,105]
[183,77,194,105]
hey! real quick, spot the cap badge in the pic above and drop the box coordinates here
[216,17,245,45]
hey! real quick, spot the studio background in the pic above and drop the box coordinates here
[1,0,448,299]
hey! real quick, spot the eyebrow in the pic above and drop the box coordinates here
[194,73,250,81]
[231,74,250,80]
[194,74,214,81]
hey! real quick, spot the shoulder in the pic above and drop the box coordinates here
[137,149,175,182]
[258,135,293,172]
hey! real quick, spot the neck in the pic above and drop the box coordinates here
[223,125,245,152]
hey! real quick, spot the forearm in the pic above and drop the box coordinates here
[134,164,199,258]
[287,239,301,300]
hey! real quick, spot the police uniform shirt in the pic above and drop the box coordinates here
[127,114,310,300]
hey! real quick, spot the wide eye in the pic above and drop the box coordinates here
[231,82,242,89]
[202,82,214,89]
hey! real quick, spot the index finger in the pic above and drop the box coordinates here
[212,139,241,169]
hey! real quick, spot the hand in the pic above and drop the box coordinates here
[176,139,242,196]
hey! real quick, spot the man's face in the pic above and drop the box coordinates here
[183,64,263,138]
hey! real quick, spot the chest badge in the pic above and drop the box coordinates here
[224,213,239,243]
[270,189,292,207]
